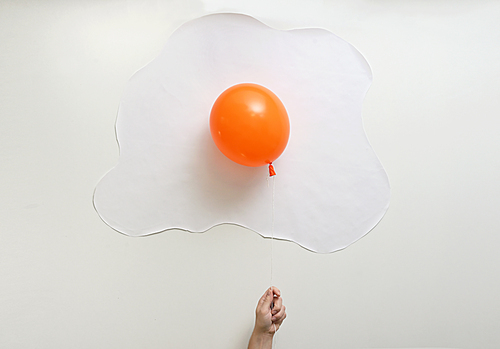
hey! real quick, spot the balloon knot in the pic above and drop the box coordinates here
[269,163,276,177]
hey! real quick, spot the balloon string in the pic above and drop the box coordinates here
[270,173,277,348]
[270,174,275,289]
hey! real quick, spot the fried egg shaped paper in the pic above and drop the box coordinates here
[93,13,390,253]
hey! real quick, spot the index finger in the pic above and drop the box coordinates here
[270,286,281,298]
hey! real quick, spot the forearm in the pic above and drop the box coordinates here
[247,331,274,349]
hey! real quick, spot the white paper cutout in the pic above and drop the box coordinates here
[93,13,390,253]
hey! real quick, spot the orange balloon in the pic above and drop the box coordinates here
[210,83,290,167]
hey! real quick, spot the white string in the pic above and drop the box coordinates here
[270,174,277,348]
[270,174,275,288]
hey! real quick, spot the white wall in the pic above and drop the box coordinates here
[1,1,499,348]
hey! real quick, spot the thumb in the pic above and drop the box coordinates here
[259,288,274,310]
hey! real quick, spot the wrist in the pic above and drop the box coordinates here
[253,324,276,337]
[248,330,274,349]
[252,328,274,337]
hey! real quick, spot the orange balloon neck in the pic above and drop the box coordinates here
[269,163,276,177]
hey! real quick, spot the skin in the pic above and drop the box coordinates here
[248,287,287,349]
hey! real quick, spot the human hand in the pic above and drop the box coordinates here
[254,286,287,335]
[248,287,286,349]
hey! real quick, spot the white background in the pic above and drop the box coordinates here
[1,1,499,348]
